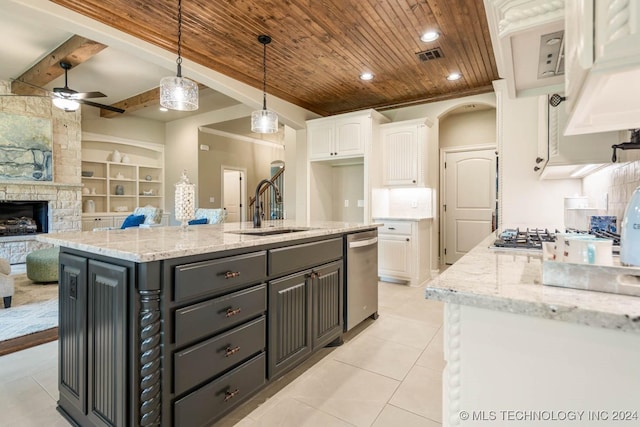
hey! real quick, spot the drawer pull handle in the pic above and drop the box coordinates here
[308,271,319,280]
[388,227,395,230]
[224,388,240,402]
[224,271,240,279]
[225,346,241,357]
[226,307,242,317]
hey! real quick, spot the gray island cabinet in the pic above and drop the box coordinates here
[40,221,377,427]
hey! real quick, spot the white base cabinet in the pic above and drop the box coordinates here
[443,304,640,426]
[375,219,431,286]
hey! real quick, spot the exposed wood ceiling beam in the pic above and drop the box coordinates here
[101,83,208,118]
[101,87,160,118]
[11,35,107,96]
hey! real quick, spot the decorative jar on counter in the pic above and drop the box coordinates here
[621,186,640,266]
[175,170,195,230]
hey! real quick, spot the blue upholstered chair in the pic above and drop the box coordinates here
[193,208,227,224]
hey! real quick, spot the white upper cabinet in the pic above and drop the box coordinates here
[380,118,431,186]
[483,0,566,98]
[565,0,640,134]
[536,94,622,179]
[307,110,389,161]
[307,124,335,159]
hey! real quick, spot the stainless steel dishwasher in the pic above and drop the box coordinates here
[345,229,379,331]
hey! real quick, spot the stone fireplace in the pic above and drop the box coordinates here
[0,81,82,263]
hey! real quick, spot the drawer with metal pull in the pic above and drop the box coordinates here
[173,316,266,396]
[377,221,412,235]
[269,237,342,277]
[173,251,267,302]
[174,352,266,427]
[174,283,266,347]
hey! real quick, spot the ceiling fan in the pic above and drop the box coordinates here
[50,61,124,113]
[9,61,125,114]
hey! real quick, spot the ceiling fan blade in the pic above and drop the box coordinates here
[70,91,107,100]
[79,99,125,114]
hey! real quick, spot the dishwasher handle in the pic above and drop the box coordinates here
[348,237,378,249]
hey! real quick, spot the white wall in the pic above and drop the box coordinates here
[494,80,581,230]
[82,108,165,145]
[582,145,640,227]
[439,108,496,148]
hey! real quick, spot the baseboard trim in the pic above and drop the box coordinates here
[0,327,58,356]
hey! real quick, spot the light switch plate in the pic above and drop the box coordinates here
[357,200,364,207]
[344,200,349,207]
[209,197,215,203]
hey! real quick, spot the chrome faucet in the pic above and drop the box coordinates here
[253,178,282,227]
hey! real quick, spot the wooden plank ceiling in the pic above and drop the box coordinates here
[51,0,499,117]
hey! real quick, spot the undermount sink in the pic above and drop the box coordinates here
[226,227,314,236]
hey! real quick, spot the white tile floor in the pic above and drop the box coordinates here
[0,281,444,427]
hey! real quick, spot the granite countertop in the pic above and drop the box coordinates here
[38,220,379,262]
[426,233,640,334]
[372,216,432,221]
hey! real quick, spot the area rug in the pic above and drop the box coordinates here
[0,267,58,342]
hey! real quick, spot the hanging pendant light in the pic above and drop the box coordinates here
[251,35,278,134]
[160,0,198,111]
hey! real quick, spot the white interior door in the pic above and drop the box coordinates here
[223,169,245,222]
[443,148,496,264]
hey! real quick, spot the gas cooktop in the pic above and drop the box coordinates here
[491,228,621,250]
[492,228,555,250]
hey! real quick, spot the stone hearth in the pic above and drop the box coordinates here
[0,81,82,263]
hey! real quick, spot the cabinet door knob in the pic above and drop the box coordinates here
[412,180,416,183]
[535,157,544,164]
[224,271,240,279]
[224,389,240,402]
[406,238,410,242]
[225,307,242,317]
[534,166,540,172]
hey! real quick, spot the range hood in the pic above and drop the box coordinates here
[484,0,566,98]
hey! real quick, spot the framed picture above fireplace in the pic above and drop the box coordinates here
[0,112,52,181]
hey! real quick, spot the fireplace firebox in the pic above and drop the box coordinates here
[0,201,48,235]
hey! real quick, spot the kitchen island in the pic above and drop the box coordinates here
[38,220,378,427]
[426,234,640,427]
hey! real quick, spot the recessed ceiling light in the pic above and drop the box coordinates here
[421,31,440,42]
[360,72,374,81]
[446,72,462,81]
[159,107,168,112]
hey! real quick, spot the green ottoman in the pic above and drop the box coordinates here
[26,247,60,283]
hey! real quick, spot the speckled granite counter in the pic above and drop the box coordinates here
[425,233,640,334]
[37,220,378,262]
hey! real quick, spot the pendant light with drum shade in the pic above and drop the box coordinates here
[160,0,198,111]
[251,35,278,134]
